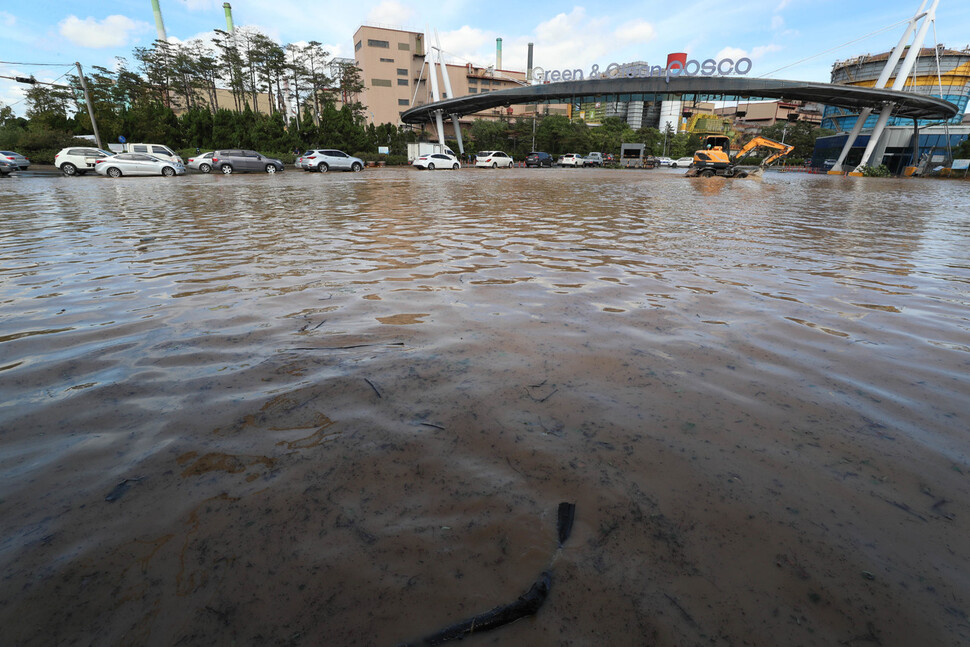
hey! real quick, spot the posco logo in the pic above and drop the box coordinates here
[533,56,753,84]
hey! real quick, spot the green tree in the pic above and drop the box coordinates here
[25,84,73,131]
[760,120,834,160]
[469,118,508,151]
[952,136,970,159]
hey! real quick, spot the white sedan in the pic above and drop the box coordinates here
[475,151,514,168]
[413,152,461,170]
[95,153,186,177]
[558,153,584,167]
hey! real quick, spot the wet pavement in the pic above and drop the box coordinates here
[1,167,969,646]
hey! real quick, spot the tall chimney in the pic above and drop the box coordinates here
[496,37,502,70]
[150,0,168,41]
[527,42,534,81]
[223,2,235,35]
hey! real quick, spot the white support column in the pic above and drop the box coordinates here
[434,30,465,155]
[831,0,928,173]
[425,32,447,147]
[854,0,939,171]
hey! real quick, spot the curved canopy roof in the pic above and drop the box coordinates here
[400,76,959,123]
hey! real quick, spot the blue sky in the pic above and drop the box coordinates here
[2,1,969,116]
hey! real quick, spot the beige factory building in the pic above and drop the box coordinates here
[352,25,561,130]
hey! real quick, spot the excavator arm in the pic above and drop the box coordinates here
[733,135,795,167]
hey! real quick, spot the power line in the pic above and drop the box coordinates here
[758,17,913,78]
[0,60,74,67]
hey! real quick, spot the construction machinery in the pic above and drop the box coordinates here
[685,135,794,178]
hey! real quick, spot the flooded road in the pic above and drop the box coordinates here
[1,167,969,646]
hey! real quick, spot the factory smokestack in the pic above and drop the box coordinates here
[527,42,534,81]
[150,0,168,41]
[223,2,235,35]
[496,37,502,70]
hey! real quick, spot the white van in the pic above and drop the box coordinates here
[109,143,184,165]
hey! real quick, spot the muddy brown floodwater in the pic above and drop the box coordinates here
[1,167,969,646]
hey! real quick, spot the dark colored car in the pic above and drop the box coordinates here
[211,150,285,174]
[525,151,553,167]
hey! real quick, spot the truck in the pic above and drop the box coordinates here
[108,142,184,165]
[407,142,456,163]
[685,135,793,178]
[583,152,604,167]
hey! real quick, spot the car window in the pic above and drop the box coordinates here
[151,146,171,156]
[115,153,135,160]
[333,151,348,157]
[202,153,213,159]
[133,145,148,153]
[132,154,155,161]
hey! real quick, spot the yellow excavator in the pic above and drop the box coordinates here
[685,135,794,178]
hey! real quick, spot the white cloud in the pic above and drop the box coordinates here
[771,15,785,30]
[715,44,782,62]
[58,15,151,49]
[1,11,15,27]
[366,1,415,28]
[615,19,656,45]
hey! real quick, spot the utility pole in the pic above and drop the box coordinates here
[75,62,103,151]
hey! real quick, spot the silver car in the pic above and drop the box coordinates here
[300,149,364,172]
[1,150,30,171]
[95,153,185,177]
[0,159,16,176]
[187,151,215,173]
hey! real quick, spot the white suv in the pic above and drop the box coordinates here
[54,146,113,176]
[558,153,584,167]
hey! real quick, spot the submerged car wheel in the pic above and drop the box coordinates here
[162,166,176,177]
[492,162,497,168]
[107,167,122,178]
[351,162,362,172]
[265,164,277,173]
[317,163,328,173]
[61,162,78,176]
[221,164,233,174]
[428,163,435,170]
[199,163,211,173]
[452,163,459,170]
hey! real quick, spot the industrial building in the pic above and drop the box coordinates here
[352,25,565,130]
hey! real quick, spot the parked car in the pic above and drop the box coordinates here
[558,153,584,167]
[187,151,215,173]
[299,149,364,172]
[118,143,183,165]
[53,147,112,176]
[583,152,604,167]
[670,156,694,168]
[1,150,30,171]
[475,151,514,168]
[656,156,673,166]
[95,153,185,177]
[412,152,461,170]
[0,158,16,176]
[211,150,285,174]
[525,151,553,167]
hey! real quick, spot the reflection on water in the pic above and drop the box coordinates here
[1,169,969,645]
